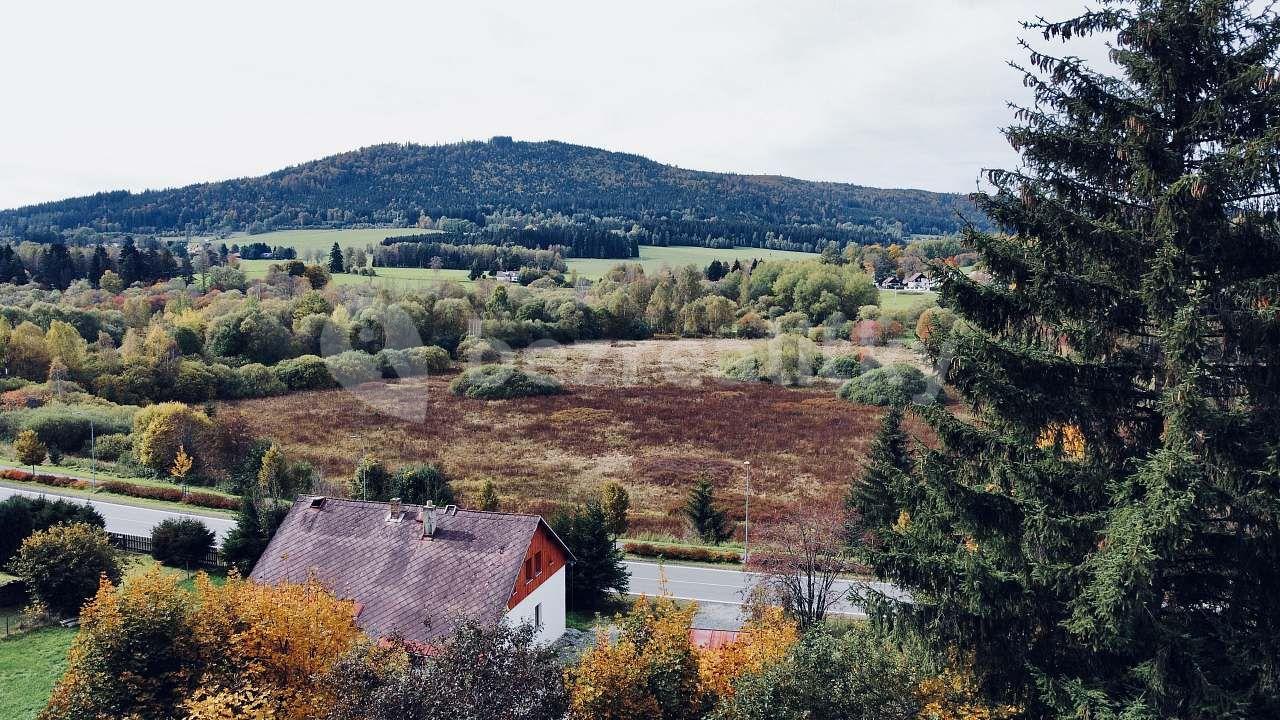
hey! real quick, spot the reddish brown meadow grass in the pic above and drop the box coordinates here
[220,342,928,540]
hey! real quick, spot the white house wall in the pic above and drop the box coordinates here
[505,565,566,646]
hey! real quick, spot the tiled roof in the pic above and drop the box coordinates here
[250,497,552,644]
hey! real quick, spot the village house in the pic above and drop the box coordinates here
[903,272,936,291]
[250,497,573,647]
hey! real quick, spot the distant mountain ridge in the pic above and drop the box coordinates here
[0,138,984,248]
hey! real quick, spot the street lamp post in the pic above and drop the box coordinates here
[88,417,96,489]
[743,460,751,564]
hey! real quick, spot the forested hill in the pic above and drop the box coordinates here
[0,138,983,250]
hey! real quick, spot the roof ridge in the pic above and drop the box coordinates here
[293,495,544,521]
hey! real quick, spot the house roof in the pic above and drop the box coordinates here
[249,497,570,644]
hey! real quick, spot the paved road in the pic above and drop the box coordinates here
[0,484,236,542]
[0,484,900,616]
[625,560,905,618]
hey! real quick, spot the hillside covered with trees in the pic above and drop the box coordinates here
[0,139,983,253]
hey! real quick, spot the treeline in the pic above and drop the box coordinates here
[387,223,636,259]
[0,238,197,290]
[372,241,568,273]
[0,139,985,244]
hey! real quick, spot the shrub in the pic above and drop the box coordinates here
[857,304,882,320]
[456,336,503,363]
[14,428,47,468]
[820,352,881,379]
[274,354,336,391]
[404,345,451,374]
[838,363,931,406]
[13,403,136,453]
[325,350,381,386]
[151,518,216,568]
[623,541,742,564]
[92,433,133,461]
[173,360,218,402]
[96,479,240,510]
[132,402,217,476]
[720,335,824,387]
[0,495,105,565]
[774,311,810,335]
[10,522,121,617]
[234,363,287,398]
[449,365,562,400]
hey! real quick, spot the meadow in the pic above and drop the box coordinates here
[0,628,75,720]
[219,339,925,541]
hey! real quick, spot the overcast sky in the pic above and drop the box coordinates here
[0,0,1092,209]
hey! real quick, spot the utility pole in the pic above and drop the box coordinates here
[88,417,96,489]
[743,460,751,564]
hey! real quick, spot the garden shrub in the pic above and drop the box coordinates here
[838,363,931,406]
[449,364,562,400]
[172,360,218,402]
[456,336,503,363]
[150,518,216,567]
[0,495,105,565]
[10,522,121,617]
[404,345,451,374]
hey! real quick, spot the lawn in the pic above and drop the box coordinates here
[224,227,432,255]
[0,627,76,720]
[878,288,937,315]
[564,245,817,280]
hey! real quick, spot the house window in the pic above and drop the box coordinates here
[534,603,542,629]
[525,558,533,583]
[534,551,543,576]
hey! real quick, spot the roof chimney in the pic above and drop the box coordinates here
[420,501,438,539]
[387,498,402,523]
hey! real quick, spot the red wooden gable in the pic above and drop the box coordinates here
[507,523,569,609]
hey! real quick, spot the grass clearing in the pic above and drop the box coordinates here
[0,627,75,720]
[879,289,938,314]
[223,228,431,254]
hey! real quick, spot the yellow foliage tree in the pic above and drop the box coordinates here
[171,445,194,482]
[696,606,798,700]
[1035,422,1086,460]
[133,401,217,475]
[44,319,88,375]
[568,596,706,720]
[185,574,362,720]
[915,658,1020,720]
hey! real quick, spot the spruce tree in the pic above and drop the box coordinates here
[327,242,344,274]
[853,3,1280,717]
[684,476,731,544]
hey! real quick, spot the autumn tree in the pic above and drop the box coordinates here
[132,402,217,477]
[40,571,198,720]
[14,429,47,472]
[568,596,707,720]
[852,2,1280,717]
[746,502,854,630]
[696,606,797,700]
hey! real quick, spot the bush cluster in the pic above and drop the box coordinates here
[449,364,562,400]
[838,363,932,406]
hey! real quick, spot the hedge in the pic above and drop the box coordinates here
[0,468,238,511]
[624,541,743,565]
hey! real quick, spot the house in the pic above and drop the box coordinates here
[249,497,573,647]
[495,270,520,283]
[903,272,936,291]
[879,276,903,290]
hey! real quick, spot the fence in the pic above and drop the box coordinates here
[108,532,225,569]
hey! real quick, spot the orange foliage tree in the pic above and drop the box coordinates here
[184,574,361,720]
[39,568,361,720]
[696,606,798,700]
[567,596,707,720]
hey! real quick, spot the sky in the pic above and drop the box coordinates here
[0,0,1094,210]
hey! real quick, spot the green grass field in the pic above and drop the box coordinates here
[879,289,937,314]
[0,627,75,720]
[241,236,822,290]
[231,228,431,255]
